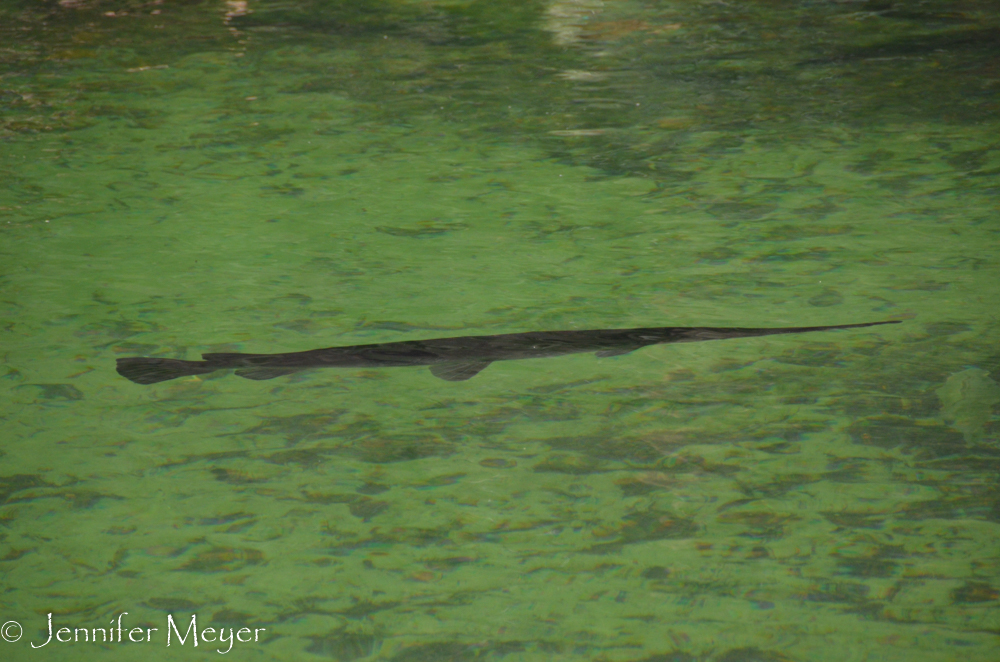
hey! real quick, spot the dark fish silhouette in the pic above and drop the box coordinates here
[116,320,900,385]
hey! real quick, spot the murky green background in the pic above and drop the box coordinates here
[1,1,998,660]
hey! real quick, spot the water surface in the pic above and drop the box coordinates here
[1,1,998,661]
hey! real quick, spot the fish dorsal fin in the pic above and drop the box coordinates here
[595,347,641,358]
[234,367,303,381]
[429,362,491,382]
[202,352,251,361]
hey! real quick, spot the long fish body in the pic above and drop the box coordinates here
[116,320,900,385]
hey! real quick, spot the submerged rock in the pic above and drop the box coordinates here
[936,367,1000,442]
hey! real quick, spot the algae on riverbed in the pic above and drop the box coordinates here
[1,1,998,661]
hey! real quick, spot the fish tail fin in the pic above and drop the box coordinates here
[116,357,217,385]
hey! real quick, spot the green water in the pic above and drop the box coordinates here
[1,1,999,660]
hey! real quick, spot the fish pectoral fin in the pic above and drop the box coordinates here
[234,367,303,381]
[429,361,491,382]
[595,347,642,358]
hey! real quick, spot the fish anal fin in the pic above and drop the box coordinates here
[234,367,303,381]
[595,347,641,358]
[429,362,491,382]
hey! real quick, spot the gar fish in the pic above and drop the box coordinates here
[116,320,900,385]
